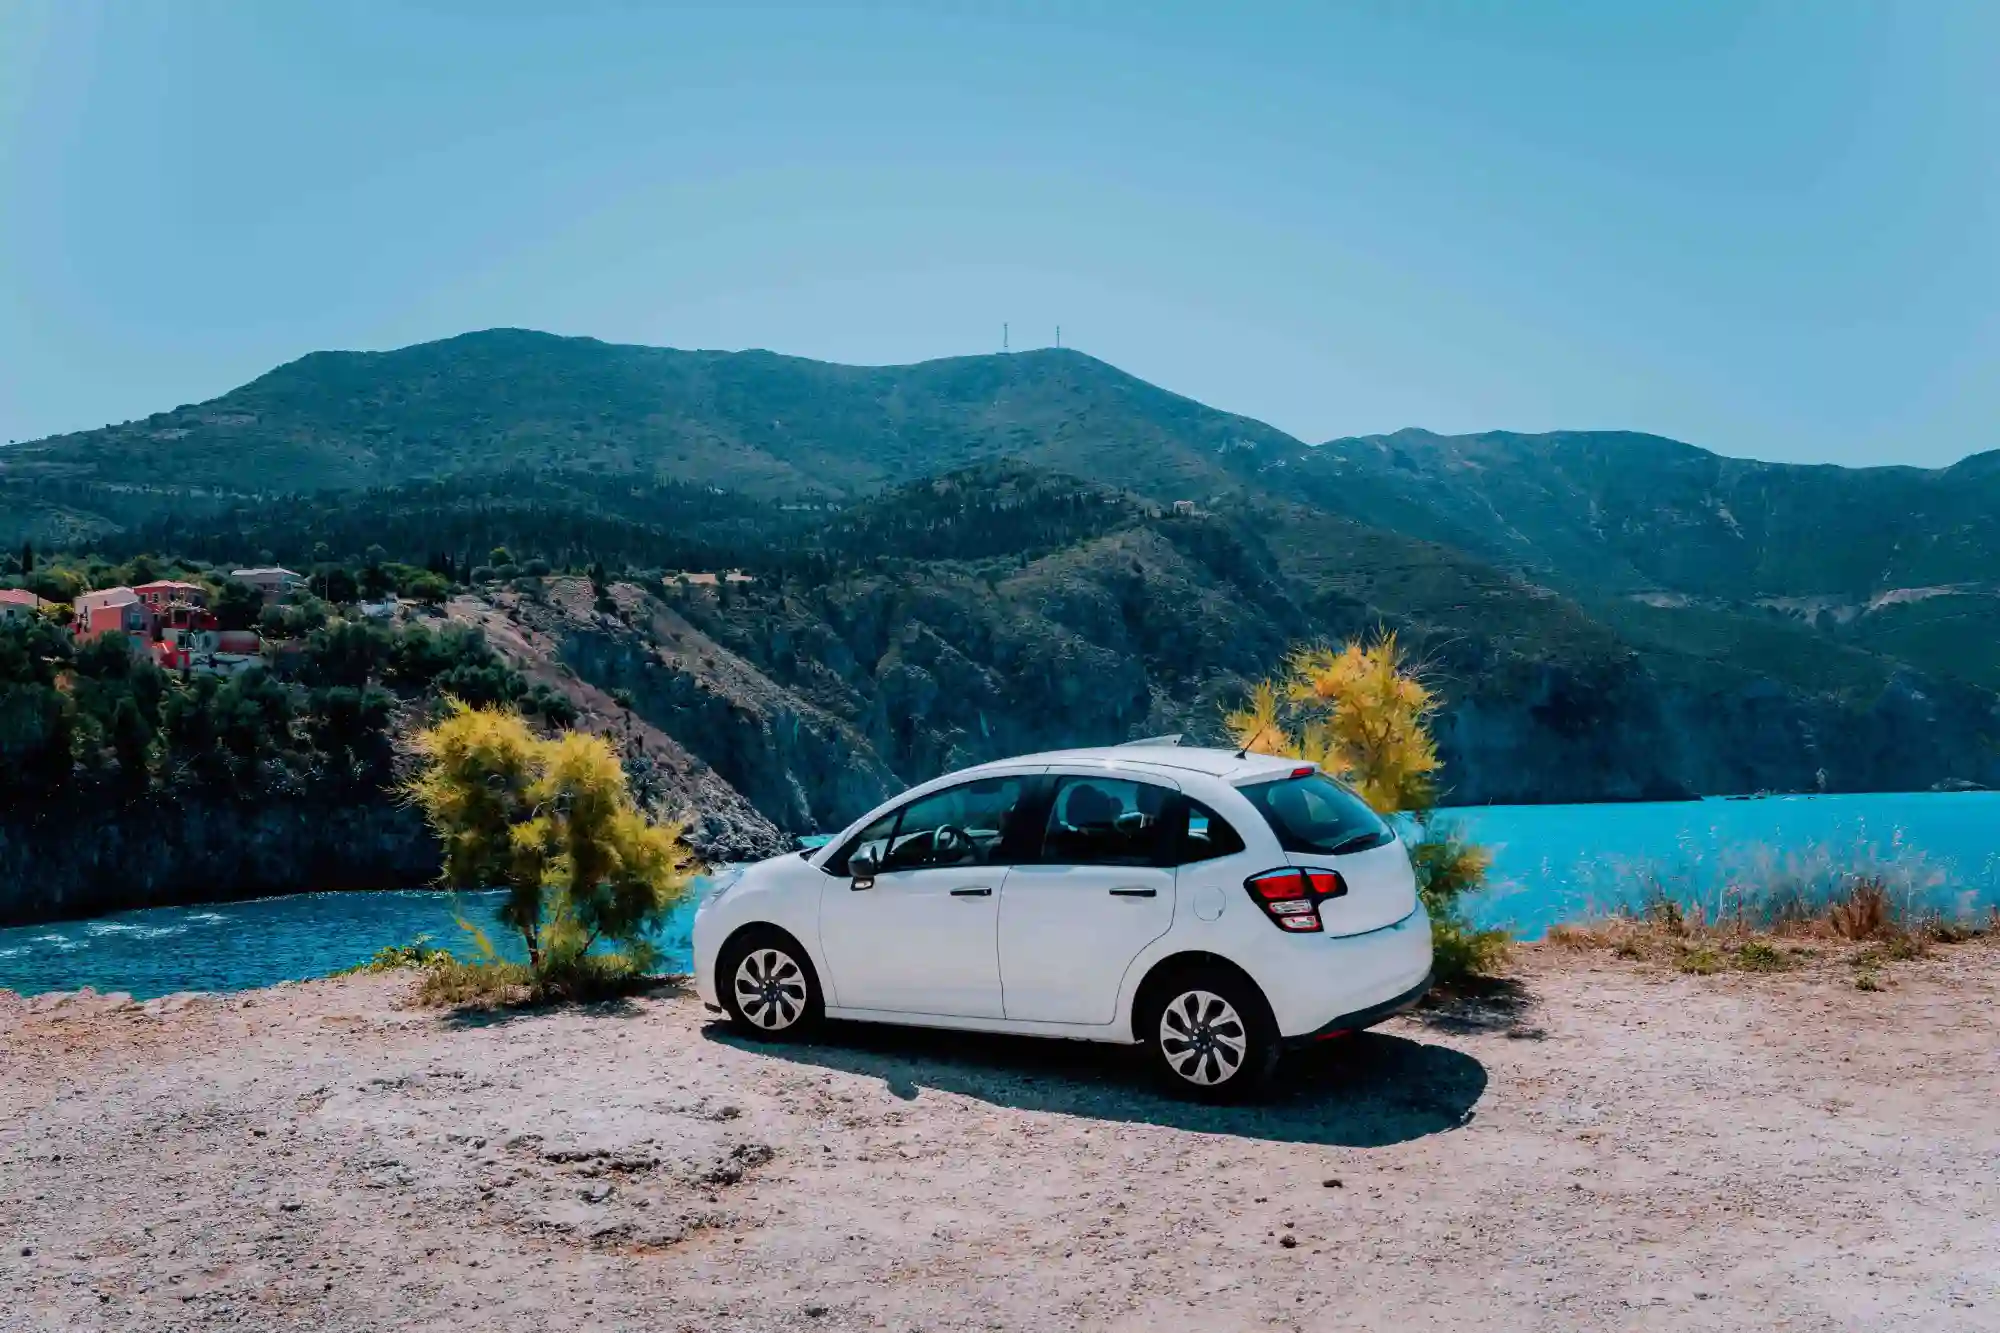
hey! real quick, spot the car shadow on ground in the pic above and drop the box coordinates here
[704,1018,1487,1147]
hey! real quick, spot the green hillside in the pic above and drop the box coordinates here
[4,328,1996,791]
[1300,428,2000,600]
[0,329,1292,515]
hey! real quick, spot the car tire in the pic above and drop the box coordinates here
[716,927,824,1041]
[1139,966,1280,1102]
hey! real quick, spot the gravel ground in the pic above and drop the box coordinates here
[3,943,1997,1332]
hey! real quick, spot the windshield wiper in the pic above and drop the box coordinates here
[1323,830,1387,856]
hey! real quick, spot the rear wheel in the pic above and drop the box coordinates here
[1139,967,1280,1102]
[717,928,823,1041]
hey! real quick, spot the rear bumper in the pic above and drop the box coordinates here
[1284,969,1433,1047]
[1240,900,1434,1038]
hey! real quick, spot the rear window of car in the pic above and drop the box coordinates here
[1238,774,1392,856]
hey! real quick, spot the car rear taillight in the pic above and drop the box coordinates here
[1243,867,1348,933]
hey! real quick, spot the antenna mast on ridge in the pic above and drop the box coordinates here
[1003,322,1009,353]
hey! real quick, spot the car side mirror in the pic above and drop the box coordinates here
[848,845,881,886]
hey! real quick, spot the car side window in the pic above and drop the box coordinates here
[1179,800,1247,864]
[867,776,1030,873]
[829,812,898,876]
[1037,776,1171,867]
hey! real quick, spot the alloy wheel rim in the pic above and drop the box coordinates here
[1158,989,1248,1086]
[734,948,808,1030]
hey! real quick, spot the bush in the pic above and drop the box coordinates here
[411,957,533,1007]
[403,571,450,605]
[524,682,579,728]
[412,951,655,1009]
[337,935,454,974]
[405,703,700,997]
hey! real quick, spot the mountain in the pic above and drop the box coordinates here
[0,329,1293,529]
[1292,429,2000,690]
[4,329,1997,813]
[1299,428,2000,599]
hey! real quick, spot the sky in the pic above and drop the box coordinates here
[2,2,1995,466]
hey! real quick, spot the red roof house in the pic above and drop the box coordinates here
[0,588,48,622]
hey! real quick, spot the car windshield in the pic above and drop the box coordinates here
[1238,773,1392,856]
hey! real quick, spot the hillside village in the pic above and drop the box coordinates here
[0,566,362,676]
[0,555,423,677]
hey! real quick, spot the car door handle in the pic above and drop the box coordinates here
[1108,887,1158,898]
[950,887,993,897]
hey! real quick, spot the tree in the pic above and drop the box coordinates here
[308,684,394,784]
[19,541,32,576]
[359,561,395,600]
[405,571,450,606]
[405,703,699,983]
[26,565,82,605]
[1228,630,1505,983]
[214,580,263,631]
[110,696,155,788]
[1227,635,1440,815]
[322,565,359,605]
[0,617,74,796]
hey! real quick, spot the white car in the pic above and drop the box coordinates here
[692,742,1433,1100]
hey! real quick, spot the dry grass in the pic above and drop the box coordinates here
[1546,872,1997,980]
[408,952,657,1010]
[410,957,534,1008]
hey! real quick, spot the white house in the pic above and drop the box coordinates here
[229,567,303,602]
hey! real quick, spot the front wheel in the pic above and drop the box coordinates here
[1139,968,1280,1102]
[717,928,823,1041]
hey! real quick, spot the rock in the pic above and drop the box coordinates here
[0,797,439,928]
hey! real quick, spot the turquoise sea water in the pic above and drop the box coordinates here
[1443,791,2000,938]
[2,792,1995,1000]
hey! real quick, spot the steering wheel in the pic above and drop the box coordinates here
[931,824,973,861]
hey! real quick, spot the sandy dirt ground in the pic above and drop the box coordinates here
[3,944,1997,1333]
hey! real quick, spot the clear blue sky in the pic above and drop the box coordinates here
[3,2,1994,465]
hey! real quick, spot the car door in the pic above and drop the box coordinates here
[997,771,1178,1025]
[816,773,1035,1018]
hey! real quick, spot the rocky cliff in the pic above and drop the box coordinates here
[0,796,437,926]
[464,568,2000,840]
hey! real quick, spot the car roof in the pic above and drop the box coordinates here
[951,744,1306,786]
[805,743,1310,867]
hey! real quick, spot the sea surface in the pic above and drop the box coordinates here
[2,792,1995,1000]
